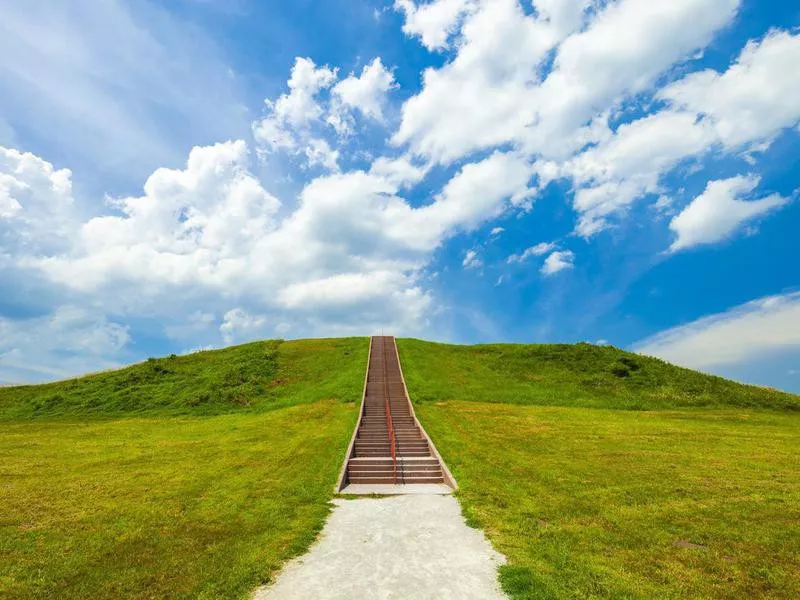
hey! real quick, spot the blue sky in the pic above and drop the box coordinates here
[1,0,799,392]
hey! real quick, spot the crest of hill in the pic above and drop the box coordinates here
[1,337,796,420]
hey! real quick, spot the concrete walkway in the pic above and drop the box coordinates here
[252,495,506,600]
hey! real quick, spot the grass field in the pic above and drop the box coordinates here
[3,336,798,599]
[0,338,366,599]
[399,339,800,599]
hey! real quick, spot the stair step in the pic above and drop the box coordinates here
[346,336,451,488]
[348,477,397,484]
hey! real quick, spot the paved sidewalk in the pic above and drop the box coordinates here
[252,494,506,600]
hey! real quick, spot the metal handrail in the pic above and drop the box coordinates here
[382,338,397,483]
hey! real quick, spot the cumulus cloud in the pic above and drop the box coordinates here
[0,146,76,257]
[3,133,536,366]
[541,250,574,275]
[254,55,398,166]
[269,57,337,130]
[394,0,476,51]
[329,58,396,134]
[394,0,581,163]
[304,137,340,171]
[36,140,281,292]
[634,292,800,369]
[668,175,789,252]
[394,0,738,165]
[252,57,340,166]
[565,110,717,236]
[368,155,429,188]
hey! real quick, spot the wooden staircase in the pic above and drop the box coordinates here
[342,336,451,487]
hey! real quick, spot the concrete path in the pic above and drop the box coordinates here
[252,495,506,600]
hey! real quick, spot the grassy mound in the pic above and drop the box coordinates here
[0,338,367,599]
[398,338,799,411]
[0,338,366,419]
[398,340,800,599]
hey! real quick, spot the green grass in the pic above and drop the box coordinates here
[0,338,367,599]
[397,338,799,411]
[3,336,799,598]
[398,339,800,599]
[0,337,366,420]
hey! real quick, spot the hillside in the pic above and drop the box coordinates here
[2,337,798,599]
[0,337,366,419]
[397,338,799,411]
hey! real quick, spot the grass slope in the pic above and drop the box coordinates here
[0,338,367,599]
[0,338,365,419]
[399,339,800,599]
[398,339,798,411]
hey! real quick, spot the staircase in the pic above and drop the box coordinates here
[343,336,449,486]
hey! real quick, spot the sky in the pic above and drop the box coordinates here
[1,0,799,392]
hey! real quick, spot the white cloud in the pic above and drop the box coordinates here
[668,175,789,252]
[278,272,396,309]
[523,0,739,157]
[394,0,583,164]
[659,30,800,149]
[368,155,429,188]
[0,146,76,257]
[394,0,476,51]
[330,58,396,131]
[507,241,556,263]
[394,0,738,165]
[36,140,281,292]
[389,0,800,250]
[634,292,800,369]
[379,2,797,250]
[252,57,337,156]
[563,29,800,236]
[253,55,398,168]
[409,151,534,245]
[4,3,798,384]
[0,307,129,383]
[565,110,716,235]
[462,249,482,269]
[304,137,340,171]
[271,57,337,129]
[541,250,575,275]
[220,308,270,344]
[4,137,534,365]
